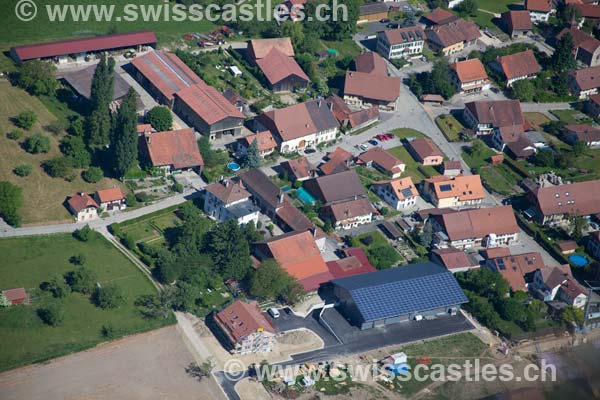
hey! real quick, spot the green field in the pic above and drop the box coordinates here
[0,232,173,372]
[119,206,182,246]
[392,128,426,139]
[435,114,465,142]
[387,145,439,183]
[352,230,403,268]
[549,109,593,125]
[382,333,488,396]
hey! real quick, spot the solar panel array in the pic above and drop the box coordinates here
[346,270,468,322]
[401,188,414,198]
[439,184,453,192]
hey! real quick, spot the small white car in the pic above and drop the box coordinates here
[268,308,280,318]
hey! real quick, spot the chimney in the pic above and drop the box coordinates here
[224,179,230,187]
[312,227,317,237]
[328,101,333,111]
[278,191,284,204]
[318,100,322,108]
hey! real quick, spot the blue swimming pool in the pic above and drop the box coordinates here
[569,254,589,267]
[227,162,240,171]
[296,187,316,204]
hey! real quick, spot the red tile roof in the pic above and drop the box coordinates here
[319,146,353,175]
[407,137,444,161]
[237,131,277,153]
[205,179,251,204]
[326,247,376,279]
[371,177,418,201]
[131,51,203,102]
[326,94,379,128]
[143,129,204,169]
[575,4,600,18]
[427,174,485,202]
[322,197,375,223]
[173,82,244,125]
[451,58,488,83]
[275,200,319,233]
[436,205,519,241]
[502,10,533,32]
[2,287,28,303]
[568,65,600,91]
[281,157,316,180]
[465,100,524,128]
[354,52,388,76]
[426,19,481,48]
[497,50,541,80]
[557,27,600,56]
[12,31,157,62]
[432,247,476,271]
[489,251,544,291]
[214,301,277,344]
[344,70,401,102]
[357,147,405,175]
[256,48,310,86]
[424,8,460,25]
[526,0,552,12]
[563,124,600,142]
[557,240,578,252]
[380,26,426,46]
[68,193,99,213]
[533,180,600,218]
[96,187,125,203]
[248,37,295,59]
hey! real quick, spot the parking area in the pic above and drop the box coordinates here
[266,308,340,347]
[0,326,225,400]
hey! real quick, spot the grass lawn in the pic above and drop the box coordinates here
[435,114,465,142]
[0,232,173,372]
[0,0,216,71]
[381,333,488,396]
[479,166,514,195]
[523,112,551,131]
[119,206,182,245]
[352,231,403,268]
[392,128,426,139]
[475,0,513,13]
[387,145,439,183]
[0,80,128,225]
[461,145,497,171]
[550,109,593,125]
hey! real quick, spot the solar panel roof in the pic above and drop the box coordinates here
[439,184,453,192]
[332,262,468,322]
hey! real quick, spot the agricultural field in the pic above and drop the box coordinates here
[0,232,173,372]
[0,80,127,225]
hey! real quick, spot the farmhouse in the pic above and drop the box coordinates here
[463,100,524,135]
[254,99,339,153]
[493,50,541,88]
[331,262,468,329]
[423,174,485,209]
[203,179,259,225]
[357,147,406,178]
[343,71,401,111]
[568,65,600,99]
[67,192,99,222]
[326,94,380,133]
[10,31,157,64]
[173,82,245,140]
[432,205,519,249]
[526,0,553,23]
[376,27,426,60]
[371,177,419,210]
[501,11,533,38]
[556,28,600,68]
[94,188,126,212]
[247,38,310,92]
[450,58,490,94]
[405,137,444,166]
[529,179,600,225]
[213,300,277,354]
[61,65,132,106]
[425,18,481,57]
[139,128,204,173]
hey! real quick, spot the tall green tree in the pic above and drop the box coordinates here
[17,60,58,96]
[111,88,138,178]
[243,138,262,169]
[206,220,252,280]
[145,106,173,132]
[0,181,23,227]
[249,259,303,304]
[551,32,576,72]
[87,55,115,146]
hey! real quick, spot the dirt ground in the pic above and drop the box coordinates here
[0,326,225,400]
[235,378,272,400]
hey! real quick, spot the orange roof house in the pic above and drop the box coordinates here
[424,174,485,208]
[67,192,99,222]
[94,187,127,211]
[431,248,479,273]
[450,59,489,93]
[371,177,419,210]
[140,128,204,172]
[319,146,354,175]
[253,231,332,291]
[343,70,401,111]
[236,131,277,157]
[495,50,541,87]
[405,137,444,166]
[486,251,544,291]
[530,179,600,224]
[280,157,317,181]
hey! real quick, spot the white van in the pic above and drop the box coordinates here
[268,308,280,318]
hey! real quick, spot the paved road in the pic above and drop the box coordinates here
[0,189,201,238]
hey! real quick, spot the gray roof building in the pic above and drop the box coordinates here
[303,170,365,204]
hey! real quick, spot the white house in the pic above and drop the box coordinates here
[371,177,419,210]
[376,26,425,60]
[526,0,553,24]
[204,179,260,225]
[94,187,127,213]
[67,192,99,222]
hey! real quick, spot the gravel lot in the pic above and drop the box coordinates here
[0,326,225,400]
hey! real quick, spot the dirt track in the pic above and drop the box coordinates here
[0,326,224,400]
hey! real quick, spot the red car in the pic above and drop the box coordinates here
[385,133,395,140]
[376,134,388,141]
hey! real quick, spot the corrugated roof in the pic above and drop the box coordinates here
[331,262,468,322]
[12,31,157,61]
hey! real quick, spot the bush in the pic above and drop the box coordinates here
[101,324,117,339]
[16,111,37,130]
[73,225,92,242]
[145,106,173,131]
[13,164,32,177]
[69,253,86,265]
[93,284,126,309]
[109,222,122,237]
[360,235,374,246]
[43,157,72,178]
[60,136,91,168]
[122,234,136,250]
[69,115,85,136]
[46,120,66,135]
[6,129,23,140]
[40,276,70,298]
[172,182,184,193]
[0,181,23,227]
[82,166,104,183]
[65,267,98,295]
[38,304,64,326]
[135,191,150,203]
[24,134,51,154]
[126,193,137,207]
[293,180,303,189]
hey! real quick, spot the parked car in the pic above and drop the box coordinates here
[385,133,394,140]
[369,139,379,146]
[268,308,280,318]
[380,18,390,23]
[375,134,387,141]
[359,143,369,151]
[387,22,399,29]
[304,148,316,154]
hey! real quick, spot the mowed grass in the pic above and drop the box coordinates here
[523,112,551,131]
[0,80,127,225]
[549,109,593,125]
[0,232,173,372]
[435,114,465,142]
[120,209,182,244]
[0,0,216,70]
[387,145,439,183]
